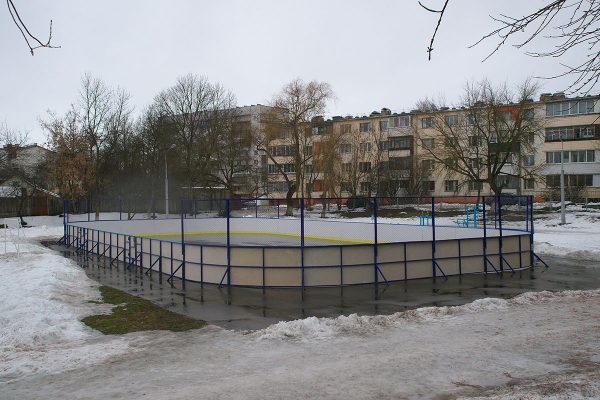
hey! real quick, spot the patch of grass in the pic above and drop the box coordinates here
[82,286,206,335]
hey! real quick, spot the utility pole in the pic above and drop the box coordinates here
[165,144,176,216]
[559,135,566,225]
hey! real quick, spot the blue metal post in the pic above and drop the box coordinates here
[62,199,67,244]
[300,198,305,289]
[529,195,535,267]
[373,197,378,285]
[482,196,487,273]
[181,199,186,282]
[431,196,436,278]
[226,199,231,287]
[87,198,91,222]
[498,195,503,272]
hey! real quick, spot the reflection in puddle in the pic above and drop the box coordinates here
[50,243,600,330]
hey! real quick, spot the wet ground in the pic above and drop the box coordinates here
[47,242,600,330]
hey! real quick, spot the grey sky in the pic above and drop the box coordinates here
[0,1,586,144]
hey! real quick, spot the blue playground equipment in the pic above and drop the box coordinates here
[455,204,485,228]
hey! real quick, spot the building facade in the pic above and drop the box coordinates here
[260,94,600,200]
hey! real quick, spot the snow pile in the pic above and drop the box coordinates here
[533,211,600,260]
[0,220,133,383]
[256,290,600,341]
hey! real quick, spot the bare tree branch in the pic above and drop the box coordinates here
[470,0,600,94]
[420,0,450,60]
[7,0,60,55]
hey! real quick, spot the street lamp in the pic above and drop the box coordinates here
[165,144,176,216]
[559,135,566,225]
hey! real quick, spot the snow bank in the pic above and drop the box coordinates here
[533,211,600,260]
[0,219,133,383]
[255,289,600,341]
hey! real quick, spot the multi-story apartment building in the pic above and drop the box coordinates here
[540,93,600,199]
[260,94,600,200]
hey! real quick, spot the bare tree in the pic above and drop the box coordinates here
[340,127,373,198]
[206,103,257,196]
[423,0,600,93]
[43,110,94,200]
[154,74,230,199]
[79,73,113,195]
[416,79,544,195]
[259,79,334,215]
[6,0,60,55]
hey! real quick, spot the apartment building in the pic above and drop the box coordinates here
[540,93,600,199]
[261,94,600,200]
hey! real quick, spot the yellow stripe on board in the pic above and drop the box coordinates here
[138,230,377,244]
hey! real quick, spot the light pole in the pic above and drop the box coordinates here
[559,135,566,225]
[165,144,176,216]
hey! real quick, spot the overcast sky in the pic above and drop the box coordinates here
[0,0,588,144]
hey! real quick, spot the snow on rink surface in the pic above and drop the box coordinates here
[1,211,600,399]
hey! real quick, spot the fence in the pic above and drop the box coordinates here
[62,195,545,288]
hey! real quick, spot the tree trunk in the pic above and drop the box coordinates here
[285,184,296,216]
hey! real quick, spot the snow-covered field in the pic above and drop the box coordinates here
[1,210,599,399]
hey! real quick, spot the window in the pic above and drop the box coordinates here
[546,174,593,187]
[304,164,313,173]
[268,145,295,156]
[524,108,535,120]
[359,122,372,132]
[545,151,563,164]
[524,133,535,145]
[523,178,535,190]
[342,163,351,173]
[421,117,433,128]
[467,157,482,169]
[340,182,351,192]
[467,113,481,126]
[444,115,458,126]
[340,143,352,154]
[546,150,595,163]
[443,137,458,147]
[424,181,435,191]
[282,163,295,173]
[360,142,371,152]
[444,180,458,192]
[268,164,278,174]
[523,155,535,167]
[421,138,434,149]
[359,162,371,173]
[468,181,483,191]
[341,124,352,134]
[389,136,412,150]
[378,140,388,151]
[469,135,482,147]
[267,181,288,192]
[360,182,371,193]
[389,116,410,128]
[498,111,512,122]
[545,125,599,142]
[304,146,312,156]
[422,159,435,171]
[389,156,412,170]
[277,129,290,139]
[546,99,596,116]
[379,120,388,131]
